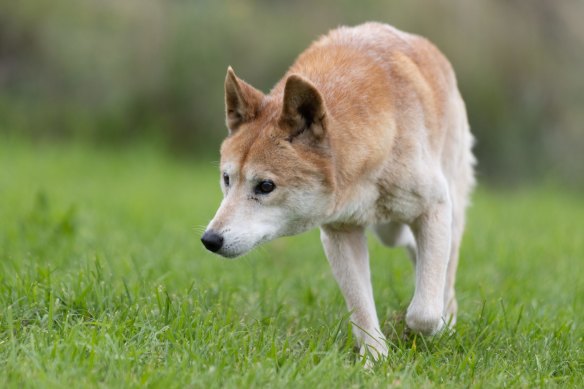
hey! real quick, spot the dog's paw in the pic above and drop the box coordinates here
[443,296,458,330]
[359,341,388,369]
[405,303,444,336]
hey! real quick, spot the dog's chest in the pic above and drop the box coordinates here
[368,140,447,224]
[332,176,429,226]
[374,182,426,224]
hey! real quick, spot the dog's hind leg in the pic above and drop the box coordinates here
[320,226,388,363]
[373,222,417,264]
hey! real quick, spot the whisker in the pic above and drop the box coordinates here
[193,225,207,234]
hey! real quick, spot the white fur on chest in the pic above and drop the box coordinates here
[329,151,446,227]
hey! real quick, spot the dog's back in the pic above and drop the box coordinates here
[267,22,475,225]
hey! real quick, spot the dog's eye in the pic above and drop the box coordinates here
[223,172,230,187]
[255,180,275,194]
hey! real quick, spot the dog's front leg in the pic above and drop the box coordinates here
[320,226,388,361]
[406,197,452,335]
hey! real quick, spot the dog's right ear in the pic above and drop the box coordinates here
[224,67,264,133]
[278,74,327,143]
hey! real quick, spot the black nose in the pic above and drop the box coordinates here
[201,230,224,253]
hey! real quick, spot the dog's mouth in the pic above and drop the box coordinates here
[213,247,241,259]
[203,233,270,259]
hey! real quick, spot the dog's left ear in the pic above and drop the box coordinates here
[279,74,327,142]
[225,66,264,133]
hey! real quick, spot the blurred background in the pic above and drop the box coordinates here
[1,0,583,188]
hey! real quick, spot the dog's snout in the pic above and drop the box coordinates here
[201,230,224,253]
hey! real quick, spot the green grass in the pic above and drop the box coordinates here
[1,140,582,388]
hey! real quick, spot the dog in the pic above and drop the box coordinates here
[202,22,475,362]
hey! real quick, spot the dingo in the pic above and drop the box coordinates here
[202,22,475,362]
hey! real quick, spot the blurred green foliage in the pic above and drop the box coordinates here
[1,0,583,186]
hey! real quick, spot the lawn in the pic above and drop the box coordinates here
[1,140,582,388]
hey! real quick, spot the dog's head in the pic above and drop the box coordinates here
[201,67,335,258]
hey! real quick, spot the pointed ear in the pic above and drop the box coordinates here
[278,74,327,141]
[224,67,264,133]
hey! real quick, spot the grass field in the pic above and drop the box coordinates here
[1,140,582,388]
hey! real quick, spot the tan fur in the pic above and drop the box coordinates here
[204,22,475,364]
